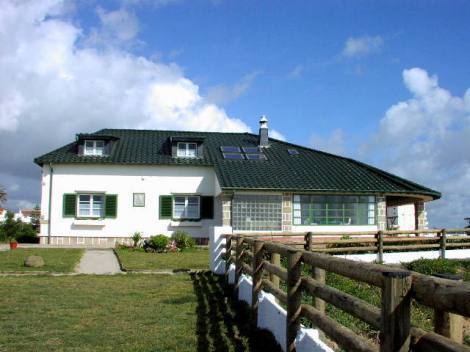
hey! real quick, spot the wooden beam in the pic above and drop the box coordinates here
[252,240,264,323]
[286,249,302,352]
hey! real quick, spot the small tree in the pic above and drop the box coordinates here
[1,211,20,242]
[31,205,41,233]
[0,185,6,206]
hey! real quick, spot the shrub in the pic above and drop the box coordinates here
[171,231,195,250]
[149,235,169,253]
[16,223,38,243]
[406,258,460,276]
[131,232,142,247]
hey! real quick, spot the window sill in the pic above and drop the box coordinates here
[170,221,202,227]
[73,219,106,226]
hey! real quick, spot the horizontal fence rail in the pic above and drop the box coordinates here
[223,231,470,352]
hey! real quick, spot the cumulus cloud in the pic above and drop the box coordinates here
[0,0,250,210]
[206,71,261,105]
[362,68,470,227]
[270,129,286,141]
[310,129,346,155]
[342,35,384,58]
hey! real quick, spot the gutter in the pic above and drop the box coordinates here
[47,163,53,245]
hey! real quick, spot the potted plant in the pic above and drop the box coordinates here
[9,238,18,250]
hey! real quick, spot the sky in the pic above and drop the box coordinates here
[0,0,469,227]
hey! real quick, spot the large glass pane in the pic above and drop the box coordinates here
[187,196,199,218]
[94,141,104,156]
[79,195,91,216]
[92,195,103,217]
[84,141,94,155]
[232,194,282,231]
[173,196,186,218]
[187,143,197,157]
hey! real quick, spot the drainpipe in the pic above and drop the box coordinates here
[47,163,53,245]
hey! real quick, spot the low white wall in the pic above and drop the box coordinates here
[209,226,232,274]
[336,249,470,264]
[227,266,332,352]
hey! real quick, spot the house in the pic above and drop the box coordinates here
[0,208,6,223]
[14,208,40,224]
[34,117,440,246]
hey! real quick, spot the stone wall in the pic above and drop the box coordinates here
[282,193,292,232]
[414,200,428,230]
[376,196,387,230]
[221,193,232,227]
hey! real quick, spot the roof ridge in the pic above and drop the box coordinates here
[97,128,253,135]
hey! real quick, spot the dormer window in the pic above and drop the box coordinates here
[177,142,197,158]
[84,140,105,156]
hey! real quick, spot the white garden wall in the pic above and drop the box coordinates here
[337,249,470,264]
[40,164,221,239]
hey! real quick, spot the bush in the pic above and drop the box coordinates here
[16,223,38,243]
[171,231,195,250]
[131,232,142,247]
[406,258,460,276]
[149,235,169,253]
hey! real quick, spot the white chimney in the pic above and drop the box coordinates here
[259,115,269,147]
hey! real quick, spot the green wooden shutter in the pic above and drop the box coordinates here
[105,194,118,218]
[63,194,76,218]
[159,195,173,219]
[200,196,214,219]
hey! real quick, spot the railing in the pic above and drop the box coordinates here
[238,228,470,263]
[223,233,470,352]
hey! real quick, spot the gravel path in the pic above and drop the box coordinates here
[76,249,122,274]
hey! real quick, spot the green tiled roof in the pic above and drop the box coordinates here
[34,129,440,199]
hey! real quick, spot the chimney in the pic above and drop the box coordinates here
[259,115,269,147]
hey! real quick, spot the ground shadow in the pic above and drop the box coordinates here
[190,271,282,352]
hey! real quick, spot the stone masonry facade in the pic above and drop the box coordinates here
[282,193,293,232]
[414,200,428,230]
[376,195,387,231]
[221,193,232,227]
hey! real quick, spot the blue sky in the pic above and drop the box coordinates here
[1,0,469,226]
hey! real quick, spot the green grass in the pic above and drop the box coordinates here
[0,273,281,352]
[115,247,209,270]
[0,249,83,272]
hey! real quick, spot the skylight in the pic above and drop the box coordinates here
[220,146,241,153]
[287,149,299,155]
[242,146,260,153]
[245,153,267,160]
[223,153,245,160]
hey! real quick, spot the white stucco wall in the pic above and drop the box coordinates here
[387,204,416,230]
[40,164,221,238]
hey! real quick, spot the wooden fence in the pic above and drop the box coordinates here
[237,228,470,263]
[223,232,470,352]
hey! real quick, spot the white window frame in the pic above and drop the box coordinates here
[176,142,197,158]
[84,140,105,156]
[172,195,200,220]
[133,193,145,207]
[77,194,105,218]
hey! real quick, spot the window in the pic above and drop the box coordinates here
[173,196,200,219]
[232,194,282,231]
[242,146,260,153]
[293,195,376,226]
[287,149,299,155]
[133,193,145,207]
[245,153,267,160]
[78,194,104,217]
[84,140,105,156]
[177,142,197,158]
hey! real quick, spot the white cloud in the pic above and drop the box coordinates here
[0,0,251,209]
[342,35,384,58]
[96,7,139,41]
[270,129,286,141]
[206,71,261,105]
[310,129,346,155]
[362,67,470,227]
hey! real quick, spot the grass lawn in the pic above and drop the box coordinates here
[0,249,83,272]
[115,247,209,270]
[0,273,281,352]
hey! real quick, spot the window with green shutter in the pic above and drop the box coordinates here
[200,196,214,219]
[63,194,77,217]
[105,194,118,218]
[159,195,172,219]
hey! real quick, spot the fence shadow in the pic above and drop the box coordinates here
[190,271,282,352]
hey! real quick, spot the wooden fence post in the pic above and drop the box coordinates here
[376,231,384,263]
[225,235,232,284]
[235,236,243,294]
[270,253,280,289]
[304,232,313,251]
[439,229,446,260]
[252,240,264,323]
[286,249,302,352]
[380,270,412,352]
[312,268,326,314]
[433,274,463,343]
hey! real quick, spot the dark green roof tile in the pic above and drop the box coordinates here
[34,129,440,199]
